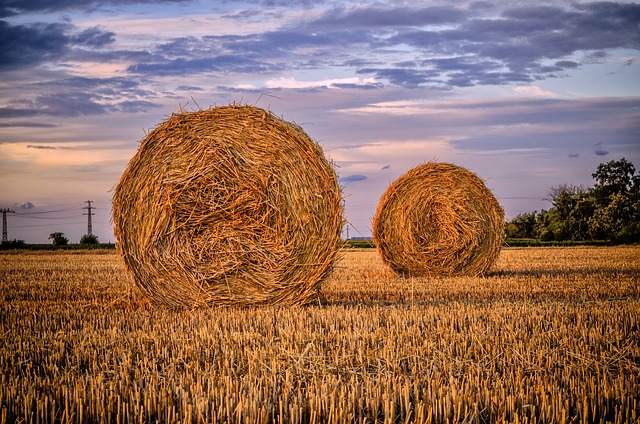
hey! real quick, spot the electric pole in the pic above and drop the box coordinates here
[83,201,94,235]
[1,208,15,243]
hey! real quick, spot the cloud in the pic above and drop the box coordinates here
[338,174,368,183]
[0,77,159,118]
[18,202,34,210]
[513,85,557,98]
[3,1,633,94]
[27,145,59,150]
[0,122,57,128]
[623,57,640,66]
[127,55,277,77]
[176,85,204,92]
[0,0,193,18]
[310,5,468,28]
[265,77,378,90]
[0,20,117,71]
[593,142,609,156]
[71,26,116,48]
[0,21,70,70]
[349,2,640,88]
[70,164,102,172]
[331,96,640,161]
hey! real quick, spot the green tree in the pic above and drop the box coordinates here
[80,234,99,245]
[545,184,587,241]
[534,209,558,241]
[591,158,636,202]
[568,195,596,240]
[49,232,69,246]
[589,158,640,241]
[505,211,537,238]
[523,159,639,243]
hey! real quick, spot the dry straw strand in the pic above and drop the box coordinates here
[112,104,343,307]
[373,162,504,277]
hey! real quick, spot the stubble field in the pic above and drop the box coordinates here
[1,246,639,423]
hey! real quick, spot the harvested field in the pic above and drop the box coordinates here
[1,247,639,423]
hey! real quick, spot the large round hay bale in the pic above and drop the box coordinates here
[372,162,504,277]
[112,105,343,307]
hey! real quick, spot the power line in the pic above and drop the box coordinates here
[13,202,86,215]
[11,222,86,229]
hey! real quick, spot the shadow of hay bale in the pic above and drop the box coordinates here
[112,105,343,307]
[373,162,504,277]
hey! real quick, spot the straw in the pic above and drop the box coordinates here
[112,105,343,307]
[373,162,504,277]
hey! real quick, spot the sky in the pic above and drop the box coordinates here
[1,0,639,243]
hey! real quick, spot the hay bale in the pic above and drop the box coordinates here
[372,162,504,277]
[112,105,342,307]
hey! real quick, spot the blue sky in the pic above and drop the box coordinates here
[1,0,639,243]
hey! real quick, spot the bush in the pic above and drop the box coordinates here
[80,234,100,245]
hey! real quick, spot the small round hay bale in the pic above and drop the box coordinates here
[372,162,504,277]
[112,105,342,307]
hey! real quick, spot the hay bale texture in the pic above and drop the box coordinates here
[373,162,504,277]
[112,105,342,307]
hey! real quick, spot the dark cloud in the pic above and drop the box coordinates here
[0,20,117,70]
[27,144,71,150]
[176,85,204,91]
[0,77,159,118]
[357,68,440,88]
[127,55,277,77]
[72,27,115,48]
[442,98,639,156]
[594,142,609,156]
[339,174,368,183]
[18,202,34,210]
[27,144,57,150]
[70,165,101,172]
[0,0,638,96]
[333,82,383,90]
[349,2,640,87]
[311,5,468,28]
[0,122,56,128]
[0,0,193,18]
[0,21,70,70]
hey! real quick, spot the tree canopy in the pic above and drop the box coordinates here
[506,158,640,243]
[49,232,69,246]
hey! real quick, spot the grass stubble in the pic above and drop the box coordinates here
[0,247,638,423]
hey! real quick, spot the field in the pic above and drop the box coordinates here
[1,247,639,423]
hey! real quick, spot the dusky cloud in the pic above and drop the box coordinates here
[0,0,194,17]
[27,145,59,150]
[2,1,638,96]
[0,20,116,70]
[0,77,159,118]
[339,174,368,184]
[17,202,34,209]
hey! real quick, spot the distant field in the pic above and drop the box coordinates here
[1,247,639,423]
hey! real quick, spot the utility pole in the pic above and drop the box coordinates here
[1,208,15,243]
[83,201,94,235]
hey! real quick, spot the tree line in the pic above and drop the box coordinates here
[505,158,640,243]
